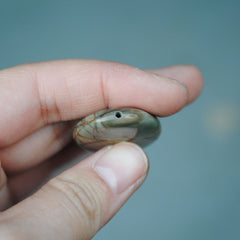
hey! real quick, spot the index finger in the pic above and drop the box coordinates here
[0,60,202,147]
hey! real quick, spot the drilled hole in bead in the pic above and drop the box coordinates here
[115,112,122,118]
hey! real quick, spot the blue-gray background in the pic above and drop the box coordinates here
[1,0,239,239]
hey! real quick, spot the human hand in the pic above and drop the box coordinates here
[0,60,203,239]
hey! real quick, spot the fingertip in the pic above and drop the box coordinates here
[94,142,149,194]
[176,65,204,104]
[145,72,190,116]
[106,67,190,116]
[146,64,204,104]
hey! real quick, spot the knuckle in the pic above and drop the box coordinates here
[99,69,109,109]
[33,70,65,124]
[48,174,105,229]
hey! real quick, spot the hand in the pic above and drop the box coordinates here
[0,60,203,239]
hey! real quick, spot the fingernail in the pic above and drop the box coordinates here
[151,72,189,103]
[94,142,148,194]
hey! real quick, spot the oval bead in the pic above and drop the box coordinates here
[73,108,161,151]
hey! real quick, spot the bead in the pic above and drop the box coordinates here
[73,108,161,151]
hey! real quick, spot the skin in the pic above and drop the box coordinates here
[0,60,203,240]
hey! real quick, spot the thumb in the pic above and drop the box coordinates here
[0,142,149,240]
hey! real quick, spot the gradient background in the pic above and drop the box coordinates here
[1,1,240,239]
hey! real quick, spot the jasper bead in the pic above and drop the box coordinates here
[73,108,161,151]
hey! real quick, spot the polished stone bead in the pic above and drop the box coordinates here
[73,108,161,151]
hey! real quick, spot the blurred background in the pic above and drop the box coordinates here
[1,0,239,239]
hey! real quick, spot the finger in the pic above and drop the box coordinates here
[1,122,74,173]
[0,163,12,210]
[145,65,204,104]
[7,144,85,202]
[0,60,190,148]
[0,143,148,240]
